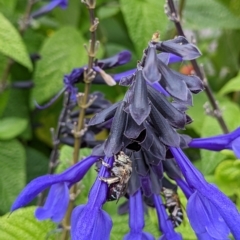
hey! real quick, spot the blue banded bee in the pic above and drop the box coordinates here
[99,151,132,201]
[162,187,183,228]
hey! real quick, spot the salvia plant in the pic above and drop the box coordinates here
[1,0,240,240]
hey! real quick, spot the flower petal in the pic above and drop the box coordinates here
[154,194,182,240]
[124,232,155,240]
[129,69,151,125]
[149,104,180,147]
[31,0,68,18]
[71,205,112,240]
[170,147,240,239]
[231,137,240,159]
[156,36,201,60]
[143,44,161,83]
[88,101,121,126]
[35,182,69,222]
[11,156,98,211]
[187,191,230,239]
[147,84,186,129]
[97,50,132,69]
[104,102,127,156]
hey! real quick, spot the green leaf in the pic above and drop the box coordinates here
[200,149,225,175]
[186,92,208,134]
[120,0,168,56]
[215,160,240,196]
[0,13,32,70]
[219,72,240,95]
[110,214,129,239]
[0,207,56,240]
[184,0,240,29]
[31,26,88,107]
[53,0,81,26]
[0,0,17,12]
[97,3,120,19]
[57,145,92,173]
[0,117,28,140]
[0,140,26,213]
[200,99,240,174]
[26,147,48,183]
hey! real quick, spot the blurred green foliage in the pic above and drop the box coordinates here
[0,0,240,239]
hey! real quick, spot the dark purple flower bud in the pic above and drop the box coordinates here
[157,59,193,104]
[162,158,182,180]
[149,104,180,147]
[104,101,127,156]
[97,50,132,69]
[156,36,201,60]
[129,69,151,125]
[147,85,186,129]
[124,114,145,139]
[142,44,161,83]
[88,101,121,126]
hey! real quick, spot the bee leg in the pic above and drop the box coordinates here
[101,160,111,168]
[99,176,119,185]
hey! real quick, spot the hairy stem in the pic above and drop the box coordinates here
[166,0,229,133]
[61,1,98,239]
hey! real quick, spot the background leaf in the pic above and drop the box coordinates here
[0,117,28,140]
[0,13,32,70]
[200,99,240,174]
[0,207,56,240]
[0,140,26,213]
[31,26,88,107]
[219,71,240,95]
[184,0,240,29]
[120,0,168,56]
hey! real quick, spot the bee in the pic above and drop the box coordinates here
[162,187,183,228]
[99,151,132,202]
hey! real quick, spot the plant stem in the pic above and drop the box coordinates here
[166,0,229,134]
[61,1,98,239]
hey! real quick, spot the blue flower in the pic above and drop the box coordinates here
[123,190,154,240]
[11,155,100,222]
[170,147,240,240]
[187,191,230,240]
[71,156,113,240]
[31,0,68,19]
[153,194,182,240]
[189,127,240,159]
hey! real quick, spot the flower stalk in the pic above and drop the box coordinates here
[61,0,99,239]
[166,0,229,134]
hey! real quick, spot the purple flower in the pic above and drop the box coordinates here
[187,191,230,240]
[153,194,182,240]
[123,190,154,240]
[35,51,132,109]
[71,156,113,240]
[170,147,240,239]
[11,155,100,222]
[31,0,68,19]
[189,127,240,159]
